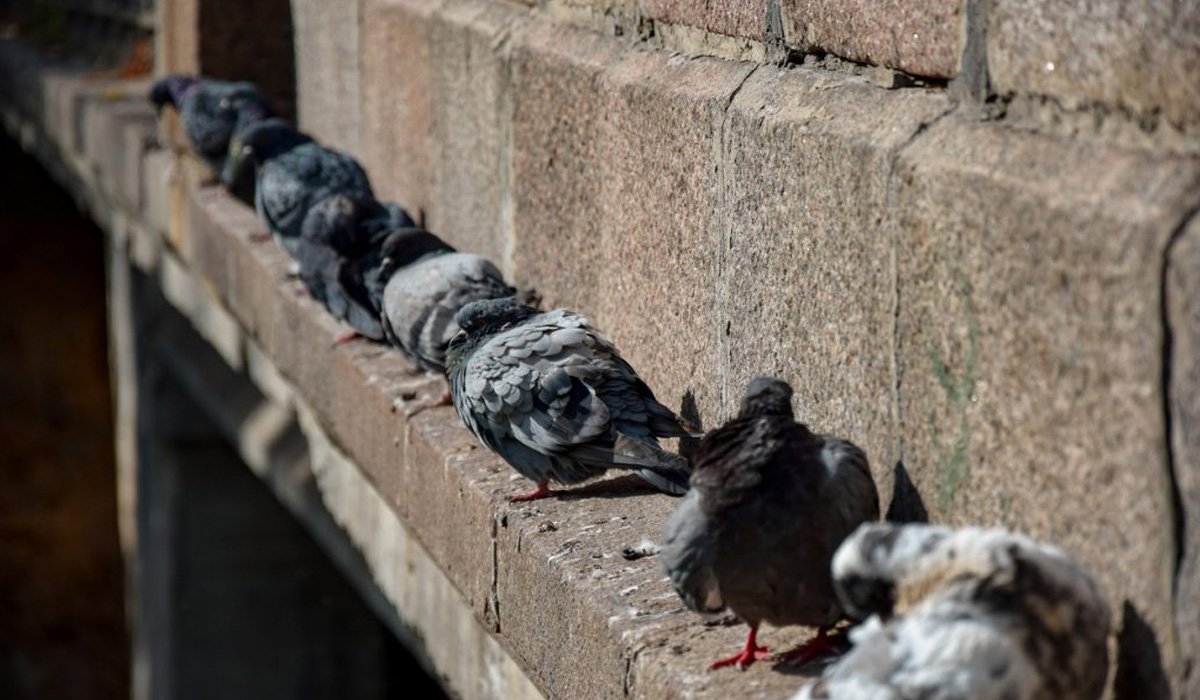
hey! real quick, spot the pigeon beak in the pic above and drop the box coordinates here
[220,143,248,187]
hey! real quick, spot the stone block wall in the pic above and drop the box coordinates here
[3,0,1198,690]
[277,0,1200,694]
[129,0,1200,695]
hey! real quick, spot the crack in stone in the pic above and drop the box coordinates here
[713,65,760,420]
[883,102,955,470]
[1161,199,1200,662]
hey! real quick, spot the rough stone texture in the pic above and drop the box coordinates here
[291,0,361,154]
[642,0,767,40]
[893,116,1200,680]
[360,0,443,224]
[1168,214,1200,697]
[426,0,525,270]
[989,1,1200,129]
[590,51,753,427]
[781,0,962,79]
[721,65,949,495]
[509,20,624,308]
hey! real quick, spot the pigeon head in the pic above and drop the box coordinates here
[379,227,455,278]
[300,194,373,251]
[445,298,537,373]
[222,118,310,186]
[455,297,537,336]
[149,74,197,111]
[738,377,794,419]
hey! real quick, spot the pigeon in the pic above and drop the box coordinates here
[379,230,518,373]
[294,194,416,343]
[445,297,696,500]
[793,523,1111,700]
[149,75,270,197]
[659,377,880,670]
[223,118,374,259]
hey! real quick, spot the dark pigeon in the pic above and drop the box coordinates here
[149,74,271,198]
[379,231,518,373]
[224,118,374,259]
[295,194,416,342]
[446,298,696,501]
[659,377,880,670]
[795,523,1110,700]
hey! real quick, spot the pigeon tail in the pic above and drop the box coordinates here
[633,464,691,496]
[621,440,692,495]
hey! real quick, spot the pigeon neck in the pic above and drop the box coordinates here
[737,401,794,420]
[169,77,199,104]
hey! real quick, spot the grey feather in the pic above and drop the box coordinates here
[295,194,415,340]
[150,75,271,179]
[225,118,373,258]
[380,242,514,372]
[660,377,880,632]
[446,298,694,495]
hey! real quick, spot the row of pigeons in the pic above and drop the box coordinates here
[150,74,1114,699]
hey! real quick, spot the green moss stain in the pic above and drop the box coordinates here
[929,258,979,513]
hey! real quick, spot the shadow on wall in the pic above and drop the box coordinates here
[1114,600,1171,700]
[886,460,929,524]
[196,0,296,122]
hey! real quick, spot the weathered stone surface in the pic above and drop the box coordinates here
[427,0,526,269]
[1167,213,1200,697]
[590,51,753,427]
[120,117,157,211]
[722,65,949,494]
[360,0,443,223]
[141,148,173,234]
[643,0,767,39]
[82,98,155,208]
[291,0,361,154]
[509,20,623,306]
[781,0,962,79]
[989,0,1200,129]
[893,116,1200,671]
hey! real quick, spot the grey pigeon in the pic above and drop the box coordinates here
[223,118,374,259]
[659,377,880,670]
[379,231,517,373]
[794,523,1110,700]
[446,298,696,500]
[295,194,416,342]
[149,74,270,198]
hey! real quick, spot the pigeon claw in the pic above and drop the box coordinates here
[777,626,841,667]
[403,388,452,418]
[331,330,361,347]
[709,626,772,671]
[510,481,553,502]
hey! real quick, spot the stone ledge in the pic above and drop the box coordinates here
[0,38,823,700]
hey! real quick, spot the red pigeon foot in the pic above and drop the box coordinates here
[331,330,361,347]
[779,626,842,667]
[510,481,553,502]
[710,626,773,671]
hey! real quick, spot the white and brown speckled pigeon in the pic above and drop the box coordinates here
[659,377,880,670]
[379,229,518,373]
[446,297,696,501]
[793,523,1111,700]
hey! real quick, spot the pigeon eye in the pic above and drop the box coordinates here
[218,97,231,110]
